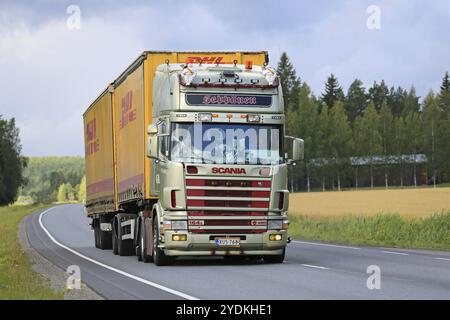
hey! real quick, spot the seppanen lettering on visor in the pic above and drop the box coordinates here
[185,93,272,107]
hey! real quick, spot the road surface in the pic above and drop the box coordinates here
[25,204,450,300]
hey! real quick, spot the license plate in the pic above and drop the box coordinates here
[215,237,240,248]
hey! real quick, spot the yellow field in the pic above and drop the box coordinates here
[288,188,450,218]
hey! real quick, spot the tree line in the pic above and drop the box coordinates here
[0,116,27,205]
[18,156,86,204]
[278,52,450,191]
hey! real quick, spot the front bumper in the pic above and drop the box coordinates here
[162,230,287,256]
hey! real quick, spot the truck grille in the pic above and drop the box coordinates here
[186,176,271,233]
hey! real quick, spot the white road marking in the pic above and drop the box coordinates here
[38,207,199,300]
[381,250,409,256]
[435,257,450,261]
[301,264,329,270]
[291,240,361,250]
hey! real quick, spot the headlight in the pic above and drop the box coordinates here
[268,220,282,230]
[171,220,188,230]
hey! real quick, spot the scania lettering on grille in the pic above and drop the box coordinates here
[211,167,247,174]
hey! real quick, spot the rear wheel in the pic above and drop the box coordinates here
[97,216,112,250]
[117,216,134,256]
[263,249,285,264]
[152,217,174,266]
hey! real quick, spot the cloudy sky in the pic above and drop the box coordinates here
[0,0,449,156]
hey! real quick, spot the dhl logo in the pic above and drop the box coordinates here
[85,118,99,156]
[185,56,233,64]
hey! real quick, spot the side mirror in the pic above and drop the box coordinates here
[147,125,158,159]
[285,136,304,163]
[147,124,157,135]
[292,138,304,161]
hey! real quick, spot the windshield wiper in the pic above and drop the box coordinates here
[183,156,215,164]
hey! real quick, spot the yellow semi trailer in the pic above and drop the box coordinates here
[83,51,303,265]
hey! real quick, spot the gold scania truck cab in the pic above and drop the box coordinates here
[147,62,304,264]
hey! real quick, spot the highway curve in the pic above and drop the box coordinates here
[25,204,450,300]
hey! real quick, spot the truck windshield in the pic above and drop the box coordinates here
[171,123,283,165]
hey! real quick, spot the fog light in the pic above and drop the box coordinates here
[172,234,187,241]
[269,234,282,241]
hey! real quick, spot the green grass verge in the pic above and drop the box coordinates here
[0,205,63,299]
[288,212,450,251]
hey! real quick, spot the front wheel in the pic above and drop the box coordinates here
[138,218,153,263]
[152,217,174,266]
[263,249,285,264]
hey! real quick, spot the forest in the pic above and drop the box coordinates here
[17,156,85,204]
[277,53,450,191]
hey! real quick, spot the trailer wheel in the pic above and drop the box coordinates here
[98,216,112,250]
[263,249,285,264]
[138,218,153,263]
[152,217,174,266]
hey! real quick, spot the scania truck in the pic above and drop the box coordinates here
[83,51,304,266]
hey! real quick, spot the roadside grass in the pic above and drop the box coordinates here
[288,211,450,251]
[0,205,63,299]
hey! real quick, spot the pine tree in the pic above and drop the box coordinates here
[422,91,441,187]
[329,101,352,191]
[321,74,344,110]
[276,52,301,111]
[387,86,407,117]
[344,79,368,124]
[361,102,382,188]
[297,83,319,192]
[404,112,422,186]
[403,86,420,116]
[379,103,394,188]
[439,71,450,114]
[368,80,389,112]
[317,104,332,191]
[352,116,365,189]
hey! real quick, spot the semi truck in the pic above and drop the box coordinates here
[83,51,304,266]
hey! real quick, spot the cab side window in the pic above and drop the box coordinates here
[158,118,169,159]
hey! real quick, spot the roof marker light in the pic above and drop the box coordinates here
[245,60,253,70]
[198,113,212,122]
[247,114,261,123]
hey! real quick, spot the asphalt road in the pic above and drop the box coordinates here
[25,204,450,300]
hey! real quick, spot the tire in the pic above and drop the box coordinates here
[263,249,285,264]
[152,216,174,266]
[117,217,134,256]
[93,221,100,249]
[112,226,118,255]
[138,218,153,263]
[98,216,112,250]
